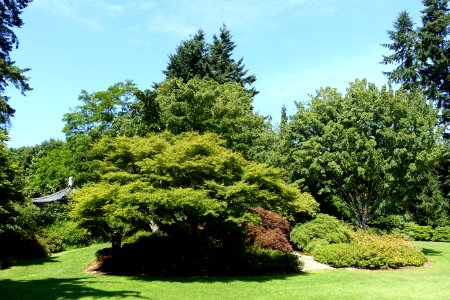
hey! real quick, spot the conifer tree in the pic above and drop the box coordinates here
[418,0,450,134]
[164,25,257,95]
[381,11,419,91]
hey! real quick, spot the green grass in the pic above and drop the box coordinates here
[1,241,449,299]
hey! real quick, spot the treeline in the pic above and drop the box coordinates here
[0,1,449,272]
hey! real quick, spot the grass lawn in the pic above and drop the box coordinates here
[0,241,449,299]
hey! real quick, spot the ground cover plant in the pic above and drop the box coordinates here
[1,241,450,299]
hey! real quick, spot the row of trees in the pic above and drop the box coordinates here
[1,0,449,265]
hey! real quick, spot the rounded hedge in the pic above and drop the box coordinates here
[290,214,351,252]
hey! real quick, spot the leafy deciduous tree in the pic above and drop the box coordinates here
[286,79,441,229]
[71,133,318,257]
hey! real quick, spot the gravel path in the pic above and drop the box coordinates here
[294,252,334,271]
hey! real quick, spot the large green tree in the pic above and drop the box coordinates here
[71,133,318,258]
[156,77,268,159]
[62,81,161,139]
[286,79,442,229]
[0,0,32,127]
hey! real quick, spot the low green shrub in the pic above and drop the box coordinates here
[290,214,351,252]
[304,238,330,253]
[312,231,427,269]
[404,224,433,241]
[38,221,92,253]
[432,226,450,242]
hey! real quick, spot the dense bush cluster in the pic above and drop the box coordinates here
[370,216,450,242]
[289,214,351,252]
[312,231,427,269]
[95,233,302,276]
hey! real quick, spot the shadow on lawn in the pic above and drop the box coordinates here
[0,278,147,300]
[127,272,309,284]
[422,248,443,257]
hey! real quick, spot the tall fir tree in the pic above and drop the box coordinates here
[381,11,419,91]
[418,0,450,135]
[207,25,257,94]
[0,0,32,128]
[164,25,257,95]
[163,30,208,82]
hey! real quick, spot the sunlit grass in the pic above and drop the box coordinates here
[1,241,449,299]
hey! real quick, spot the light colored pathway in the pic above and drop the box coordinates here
[294,252,334,271]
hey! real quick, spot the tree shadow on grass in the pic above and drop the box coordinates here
[422,248,443,257]
[126,272,310,284]
[0,278,147,300]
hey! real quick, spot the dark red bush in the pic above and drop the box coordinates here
[247,207,293,252]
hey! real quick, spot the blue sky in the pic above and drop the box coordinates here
[7,0,423,148]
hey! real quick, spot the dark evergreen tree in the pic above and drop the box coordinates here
[381,11,419,91]
[164,25,257,95]
[0,0,32,128]
[163,30,208,82]
[418,0,450,136]
[207,24,257,94]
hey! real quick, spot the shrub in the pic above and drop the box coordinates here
[404,224,433,241]
[432,226,450,242]
[246,207,292,252]
[312,231,427,269]
[95,233,302,276]
[38,221,92,253]
[368,215,408,232]
[290,214,351,251]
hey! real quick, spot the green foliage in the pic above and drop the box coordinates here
[164,25,256,95]
[286,79,441,228]
[38,221,92,253]
[155,77,268,159]
[71,133,318,262]
[381,10,419,91]
[14,135,101,198]
[432,226,450,241]
[382,1,450,137]
[312,231,427,269]
[403,223,434,241]
[62,81,161,139]
[0,0,32,128]
[290,214,352,252]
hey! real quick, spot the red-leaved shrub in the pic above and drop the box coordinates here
[247,207,293,252]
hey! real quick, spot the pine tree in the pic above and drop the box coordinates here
[381,11,419,91]
[163,25,257,95]
[418,0,450,135]
[0,0,32,128]
[163,30,208,82]
[207,25,257,94]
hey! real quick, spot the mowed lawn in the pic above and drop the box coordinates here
[0,241,449,300]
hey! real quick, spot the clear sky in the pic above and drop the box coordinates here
[6,0,424,148]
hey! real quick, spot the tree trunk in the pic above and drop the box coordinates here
[111,233,122,261]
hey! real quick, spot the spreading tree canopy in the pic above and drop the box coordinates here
[0,0,32,127]
[71,133,318,257]
[286,79,441,229]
